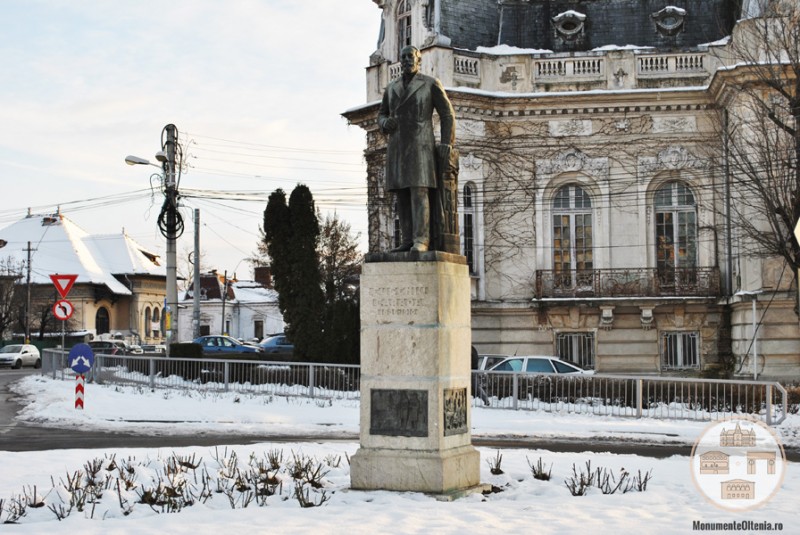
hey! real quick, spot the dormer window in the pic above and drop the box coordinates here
[552,10,586,40]
[651,6,686,36]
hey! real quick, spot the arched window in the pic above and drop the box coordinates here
[145,307,152,337]
[95,307,110,335]
[462,183,476,274]
[397,0,412,58]
[152,307,161,338]
[552,184,593,288]
[655,181,697,287]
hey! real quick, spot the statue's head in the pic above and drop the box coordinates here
[400,46,421,76]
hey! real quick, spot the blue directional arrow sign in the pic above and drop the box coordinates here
[68,343,95,374]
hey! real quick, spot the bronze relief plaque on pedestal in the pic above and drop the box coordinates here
[370,389,428,437]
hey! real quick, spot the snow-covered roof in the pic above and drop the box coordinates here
[475,45,553,56]
[229,280,279,304]
[181,277,278,304]
[0,212,165,295]
[553,10,586,22]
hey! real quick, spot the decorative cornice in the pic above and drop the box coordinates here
[637,145,707,183]
[537,148,609,183]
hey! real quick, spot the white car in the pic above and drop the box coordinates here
[0,344,41,369]
[488,355,593,375]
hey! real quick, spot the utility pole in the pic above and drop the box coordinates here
[220,270,228,335]
[162,124,179,355]
[24,241,34,343]
[125,124,183,354]
[193,208,201,339]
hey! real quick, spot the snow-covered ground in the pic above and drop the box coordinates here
[1,375,796,534]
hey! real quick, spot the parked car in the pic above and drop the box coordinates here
[87,340,128,355]
[193,335,264,355]
[129,344,144,355]
[0,344,41,369]
[476,354,507,371]
[141,344,167,354]
[258,334,294,357]
[488,355,593,375]
[484,355,593,401]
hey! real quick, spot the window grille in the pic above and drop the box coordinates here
[661,331,699,369]
[556,332,595,370]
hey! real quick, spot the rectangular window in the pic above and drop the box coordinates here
[556,332,595,370]
[200,325,210,336]
[254,320,264,341]
[661,331,699,369]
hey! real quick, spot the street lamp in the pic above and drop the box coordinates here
[124,155,157,167]
[125,124,182,356]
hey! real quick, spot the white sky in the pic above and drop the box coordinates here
[0,2,380,275]
[2,375,797,533]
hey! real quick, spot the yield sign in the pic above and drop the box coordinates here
[50,274,78,298]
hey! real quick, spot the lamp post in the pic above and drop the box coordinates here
[125,124,182,356]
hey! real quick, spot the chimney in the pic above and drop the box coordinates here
[254,266,273,289]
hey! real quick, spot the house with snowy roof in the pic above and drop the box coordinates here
[344,0,800,378]
[178,267,284,342]
[0,211,166,345]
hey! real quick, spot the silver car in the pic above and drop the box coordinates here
[0,344,41,369]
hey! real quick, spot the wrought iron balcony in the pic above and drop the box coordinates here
[535,267,721,299]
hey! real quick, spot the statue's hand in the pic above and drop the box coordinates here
[380,117,398,133]
[437,144,452,161]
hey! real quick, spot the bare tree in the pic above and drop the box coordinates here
[720,4,800,294]
[318,212,362,304]
[177,245,207,293]
[0,257,23,339]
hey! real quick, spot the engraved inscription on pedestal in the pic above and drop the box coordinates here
[364,284,435,323]
[443,387,468,437]
[370,389,428,437]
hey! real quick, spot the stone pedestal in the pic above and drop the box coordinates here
[350,252,481,494]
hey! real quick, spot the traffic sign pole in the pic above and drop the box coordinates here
[75,374,85,409]
[68,344,94,410]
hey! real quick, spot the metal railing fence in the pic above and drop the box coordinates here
[473,372,788,425]
[42,350,360,400]
[43,350,789,425]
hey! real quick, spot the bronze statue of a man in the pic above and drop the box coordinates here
[379,45,456,253]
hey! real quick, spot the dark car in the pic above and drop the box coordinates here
[258,334,294,356]
[193,335,264,355]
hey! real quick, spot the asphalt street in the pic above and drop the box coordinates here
[1,370,797,461]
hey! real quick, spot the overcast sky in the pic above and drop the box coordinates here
[0,1,380,276]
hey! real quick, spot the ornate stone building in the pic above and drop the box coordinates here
[344,0,800,378]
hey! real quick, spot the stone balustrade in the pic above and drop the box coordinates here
[368,48,714,101]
